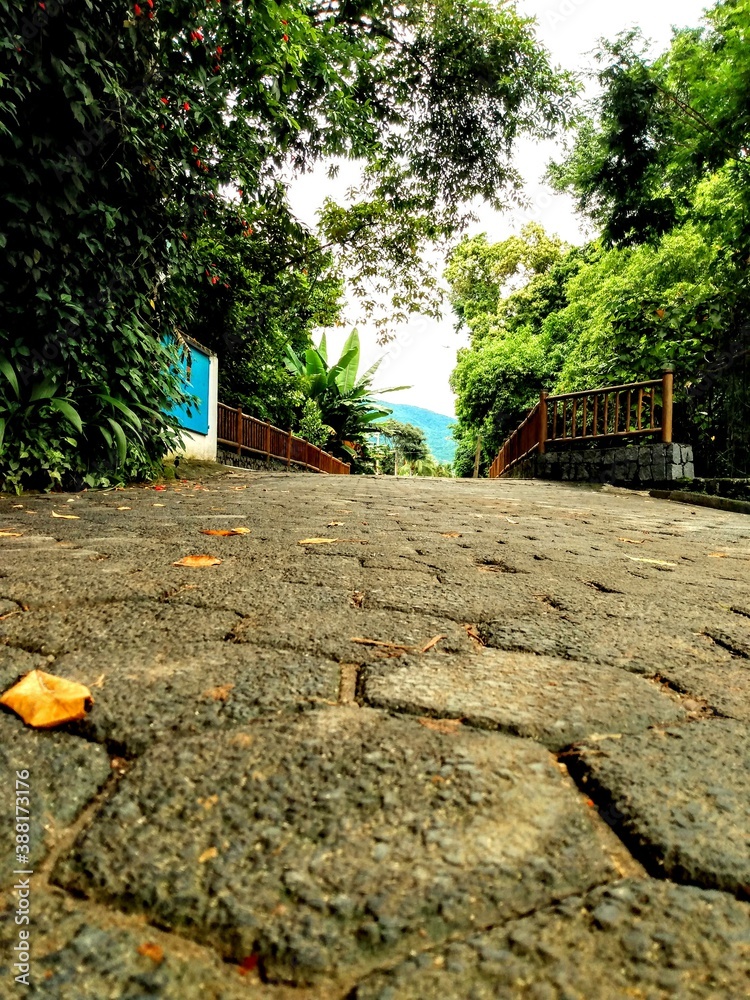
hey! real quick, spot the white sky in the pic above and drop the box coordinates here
[289,0,711,417]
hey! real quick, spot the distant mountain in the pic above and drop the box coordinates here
[372,400,456,464]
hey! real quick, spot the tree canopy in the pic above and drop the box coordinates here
[0,0,572,490]
[450,0,750,478]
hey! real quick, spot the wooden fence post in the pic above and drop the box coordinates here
[473,436,482,479]
[236,406,243,456]
[662,366,674,444]
[265,420,271,467]
[286,430,292,469]
[538,391,548,455]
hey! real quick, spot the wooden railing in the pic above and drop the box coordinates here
[217,403,350,474]
[489,370,674,479]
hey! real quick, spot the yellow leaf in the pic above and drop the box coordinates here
[198,846,218,864]
[0,670,93,728]
[51,511,80,519]
[173,554,222,568]
[117,506,131,511]
[0,531,22,537]
[200,528,250,537]
[298,538,338,545]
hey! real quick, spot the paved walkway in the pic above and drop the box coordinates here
[1,471,749,998]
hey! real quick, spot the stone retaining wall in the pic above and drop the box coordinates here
[506,442,694,487]
[217,448,307,473]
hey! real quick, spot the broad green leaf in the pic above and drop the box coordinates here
[29,377,59,402]
[49,398,84,434]
[98,394,142,430]
[107,417,127,465]
[0,356,19,399]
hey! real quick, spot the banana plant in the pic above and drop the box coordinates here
[284,330,409,459]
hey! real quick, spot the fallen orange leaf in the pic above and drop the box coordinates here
[153,485,167,491]
[441,532,462,538]
[51,511,80,519]
[198,846,218,864]
[137,942,164,964]
[0,670,93,728]
[709,552,728,558]
[200,527,251,537]
[173,555,222,568]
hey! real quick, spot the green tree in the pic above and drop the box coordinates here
[284,330,407,463]
[1,0,571,490]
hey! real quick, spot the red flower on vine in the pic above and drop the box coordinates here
[160,97,168,105]
[183,102,190,111]
[133,3,142,14]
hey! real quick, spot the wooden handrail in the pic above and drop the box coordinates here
[488,372,674,480]
[217,402,350,475]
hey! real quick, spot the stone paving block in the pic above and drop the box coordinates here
[53,707,615,986]
[233,606,473,662]
[655,661,750,722]
[54,642,341,756]
[0,601,242,657]
[0,890,277,1000]
[362,650,686,751]
[0,646,46,691]
[354,878,750,1000]
[0,715,110,887]
[572,720,750,898]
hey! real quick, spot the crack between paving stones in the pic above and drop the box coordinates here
[340,875,628,1000]
[561,748,749,902]
[702,628,750,660]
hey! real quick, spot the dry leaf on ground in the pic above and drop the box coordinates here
[627,556,677,567]
[51,511,80,519]
[198,846,218,864]
[351,637,414,652]
[350,591,365,608]
[709,552,728,558]
[328,521,345,527]
[298,537,338,545]
[173,554,222,568]
[0,670,93,728]
[200,527,251,537]
[618,538,647,545]
[419,717,462,735]
[421,634,447,654]
[117,506,131,511]
[137,943,164,964]
[441,532,462,538]
[202,684,234,702]
[463,624,486,647]
[0,531,22,537]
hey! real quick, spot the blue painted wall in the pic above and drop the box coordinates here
[170,343,211,435]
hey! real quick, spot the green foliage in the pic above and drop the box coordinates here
[297,399,331,450]
[1,0,568,489]
[378,421,429,463]
[451,0,750,478]
[284,330,407,463]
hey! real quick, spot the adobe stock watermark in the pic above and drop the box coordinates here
[544,0,593,30]
[12,768,33,988]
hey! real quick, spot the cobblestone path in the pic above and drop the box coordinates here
[1,471,749,998]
